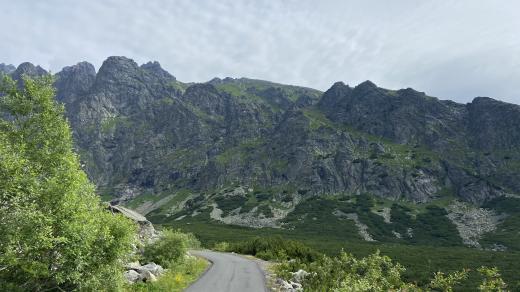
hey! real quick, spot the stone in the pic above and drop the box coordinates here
[291,269,309,283]
[139,262,164,276]
[140,270,157,282]
[124,270,141,283]
[124,261,141,270]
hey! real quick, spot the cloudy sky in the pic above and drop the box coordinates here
[2,0,519,103]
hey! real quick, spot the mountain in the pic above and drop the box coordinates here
[7,56,520,250]
[0,63,16,74]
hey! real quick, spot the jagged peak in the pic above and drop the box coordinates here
[93,56,141,89]
[55,62,97,99]
[0,63,16,74]
[354,80,377,90]
[331,81,347,88]
[58,61,96,76]
[140,61,175,80]
[323,81,351,95]
[98,56,139,73]
[12,62,48,80]
[396,87,429,98]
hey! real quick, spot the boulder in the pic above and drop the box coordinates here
[125,261,141,270]
[140,270,157,282]
[124,270,141,283]
[291,269,309,283]
[139,263,164,276]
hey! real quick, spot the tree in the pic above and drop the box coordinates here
[0,75,136,291]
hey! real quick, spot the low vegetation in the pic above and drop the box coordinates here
[216,236,319,262]
[164,210,520,290]
[276,249,507,291]
[219,236,508,291]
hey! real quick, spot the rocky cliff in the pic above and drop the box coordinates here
[6,56,520,248]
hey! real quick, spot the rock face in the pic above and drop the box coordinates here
[5,57,520,231]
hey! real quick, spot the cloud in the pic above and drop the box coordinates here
[1,0,519,104]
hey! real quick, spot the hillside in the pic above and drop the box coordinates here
[4,56,520,251]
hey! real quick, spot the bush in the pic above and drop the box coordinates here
[228,236,320,262]
[213,241,230,252]
[0,75,136,290]
[144,229,200,268]
[276,249,507,291]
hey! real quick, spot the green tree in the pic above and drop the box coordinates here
[0,75,136,291]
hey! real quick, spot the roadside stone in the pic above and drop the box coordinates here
[124,270,141,283]
[125,261,141,270]
[291,269,309,283]
[140,270,157,282]
[139,262,164,276]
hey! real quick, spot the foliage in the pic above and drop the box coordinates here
[477,266,507,291]
[143,229,200,268]
[213,241,230,252]
[227,236,320,262]
[276,250,506,292]
[480,197,520,251]
[0,75,136,290]
[411,206,462,246]
[276,250,420,291]
[163,213,520,290]
[127,257,208,292]
[428,269,468,292]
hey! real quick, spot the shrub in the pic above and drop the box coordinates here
[213,241,230,252]
[275,248,506,291]
[478,266,507,291]
[144,229,200,268]
[228,236,320,262]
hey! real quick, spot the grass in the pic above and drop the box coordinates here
[126,257,208,292]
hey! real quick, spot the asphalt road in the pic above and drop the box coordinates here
[186,250,267,292]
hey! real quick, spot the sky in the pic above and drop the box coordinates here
[1,0,520,104]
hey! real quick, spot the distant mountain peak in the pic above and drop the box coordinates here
[140,61,175,80]
[55,62,97,101]
[0,63,16,74]
[12,62,48,81]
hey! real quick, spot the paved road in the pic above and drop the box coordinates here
[186,250,267,292]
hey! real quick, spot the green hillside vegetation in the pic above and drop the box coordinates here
[159,207,520,291]
[480,197,520,251]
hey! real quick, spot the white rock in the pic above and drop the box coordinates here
[124,270,141,283]
[291,269,309,283]
[140,270,157,282]
[125,261,141,270]
[139,262,164,276]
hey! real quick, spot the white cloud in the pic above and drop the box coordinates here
[1,0,519,103]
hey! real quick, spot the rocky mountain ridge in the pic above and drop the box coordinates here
[3,56,520,249]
